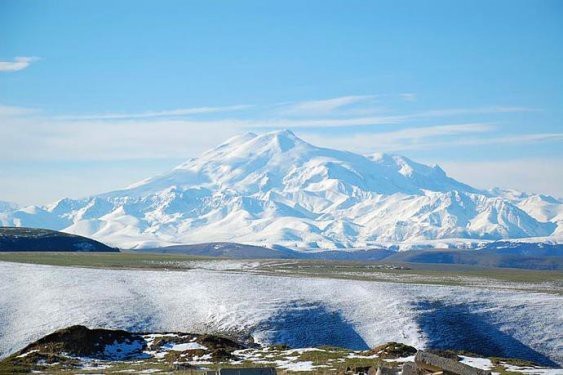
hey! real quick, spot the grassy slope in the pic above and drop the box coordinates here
[267,259,563,283]
[0,252,561,288]
[0,252,210,269]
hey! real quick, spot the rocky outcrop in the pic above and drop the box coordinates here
[0,327,556,374]
[402,351,491,375]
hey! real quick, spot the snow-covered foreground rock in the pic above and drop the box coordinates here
[1,130,561,249]
[0,261,561,366]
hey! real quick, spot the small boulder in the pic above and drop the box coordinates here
[371,342,417,359]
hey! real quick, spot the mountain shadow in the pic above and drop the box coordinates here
[255,301,369,350]
[414,300,558,367]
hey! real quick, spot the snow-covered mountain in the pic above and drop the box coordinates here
[487,188,563,237]
[1,130,560,249]
[0,201,18,212]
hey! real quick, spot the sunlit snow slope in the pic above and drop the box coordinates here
[0,130,560,249]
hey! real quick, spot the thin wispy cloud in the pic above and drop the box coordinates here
[449,132,563,146]
[254,115,403,128]
[0,117,245,161]
[305,126,562,153]
[0,104,37,117]
[0,57,39,72]
[249,105,534,130]
[304,123,496,152]
[390,132,563,151]
[246,97,536,130]
[0,97,557,163]
[277,95,533,122]
[441,158,563,198]
[416,106,537,118]
[57,104,252,120]
[44,95,537,133]
[281,95,376,116]
[400,93,417,102]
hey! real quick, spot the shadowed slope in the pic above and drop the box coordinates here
[415,300,558,367]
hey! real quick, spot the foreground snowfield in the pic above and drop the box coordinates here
[0,261,561,367]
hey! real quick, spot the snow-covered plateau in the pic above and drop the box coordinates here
[1,130,561,249]
[0,261,561,366]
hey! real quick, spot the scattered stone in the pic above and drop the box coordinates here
[174,362,196,370]
[414,351,491,375]
[427,349,462,361]
[401,361,417,375]
[198,334,245,352]
[269,344,291,351]
[375,365,401,375]
[371,342,417,359]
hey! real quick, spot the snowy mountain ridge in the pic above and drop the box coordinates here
[0,201,18,212]
[1,130,560,249]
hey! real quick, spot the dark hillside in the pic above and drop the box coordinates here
[0,227,118,252]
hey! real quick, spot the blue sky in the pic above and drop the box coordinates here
[1,0,562,204]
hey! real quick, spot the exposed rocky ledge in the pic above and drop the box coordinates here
[1,325,559,374]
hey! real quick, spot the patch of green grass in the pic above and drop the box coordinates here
[489,356,541,374]
[297,349,348,364]
[269,344,290,351]
[0,251,211,270]
[335,356,384,373]
[0,356,32,374]
[205,360,278,370]
[1,252,561,292]
[490,357,537,367]
[491,364,523,375]
[261,260,563,290]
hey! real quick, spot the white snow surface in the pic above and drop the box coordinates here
[459,356,494,370]
[0,261,561,366]
[277,360,315,372]
[0,130,561,249]
[502,365,563,375]
[162,342,207,351]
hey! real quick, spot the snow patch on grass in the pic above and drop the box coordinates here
[277,360,315,372]
[459,356,493,370]
[162,342,207,351]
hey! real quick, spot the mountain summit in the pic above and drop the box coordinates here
[1,130,560,249]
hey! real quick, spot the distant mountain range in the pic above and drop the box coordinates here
[1,130,561,250]
[0,201,18,212]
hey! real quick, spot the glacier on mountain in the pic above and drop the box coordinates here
[0,130,560,249]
